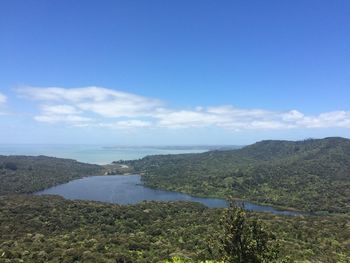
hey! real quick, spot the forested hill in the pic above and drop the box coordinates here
[0,155,103,195]
[125,137,350,213]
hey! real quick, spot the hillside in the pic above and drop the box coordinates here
[1,140,350,261]
[1,195,349,262]
[124,137,350,213]
[0,155,103,195]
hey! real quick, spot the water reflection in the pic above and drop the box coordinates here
[35,175,302,216]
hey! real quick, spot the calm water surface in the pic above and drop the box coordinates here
[0,145,208,164]
[36,175,302,216]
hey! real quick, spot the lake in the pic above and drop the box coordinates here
[35,175,302,216]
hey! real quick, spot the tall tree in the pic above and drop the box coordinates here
[218,200,280,263]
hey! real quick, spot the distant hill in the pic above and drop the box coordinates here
[125,137,350,213]
[0,155,103,195]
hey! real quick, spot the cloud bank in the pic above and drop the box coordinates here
[17,86,350,130]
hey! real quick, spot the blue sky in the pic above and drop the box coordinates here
[0,0,349,145]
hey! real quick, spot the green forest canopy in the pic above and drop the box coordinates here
[124,137,350,213]
[1,195,349,262]
[0,155,103,195]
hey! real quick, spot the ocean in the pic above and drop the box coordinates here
[0,144,209,164]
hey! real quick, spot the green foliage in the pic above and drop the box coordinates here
[0,195,350,262]
[3,161,17,171]
[217,200,279,263]
[0,195,219,263]
[0,155,103,195]
[125,137,350,213]
[166,257,223,262]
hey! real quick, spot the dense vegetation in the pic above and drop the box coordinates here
[1,195,350,262]
[123,137,350,213]
[0,155,103,195]
[1,139,350,262]
[217,201,279,262]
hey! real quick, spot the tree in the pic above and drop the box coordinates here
[218,200,279,263]
[4,162,17,171]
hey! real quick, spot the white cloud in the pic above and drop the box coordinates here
[282,110,304,121]
[34,114,92,124]
[297,111,350,128]
[18,86,162,117]
[41,105,81,115]
[0,92,7,105]
[99,120,152,129]
[156,110,228,128]
[16,86,350,131]
[0,92,8,115]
